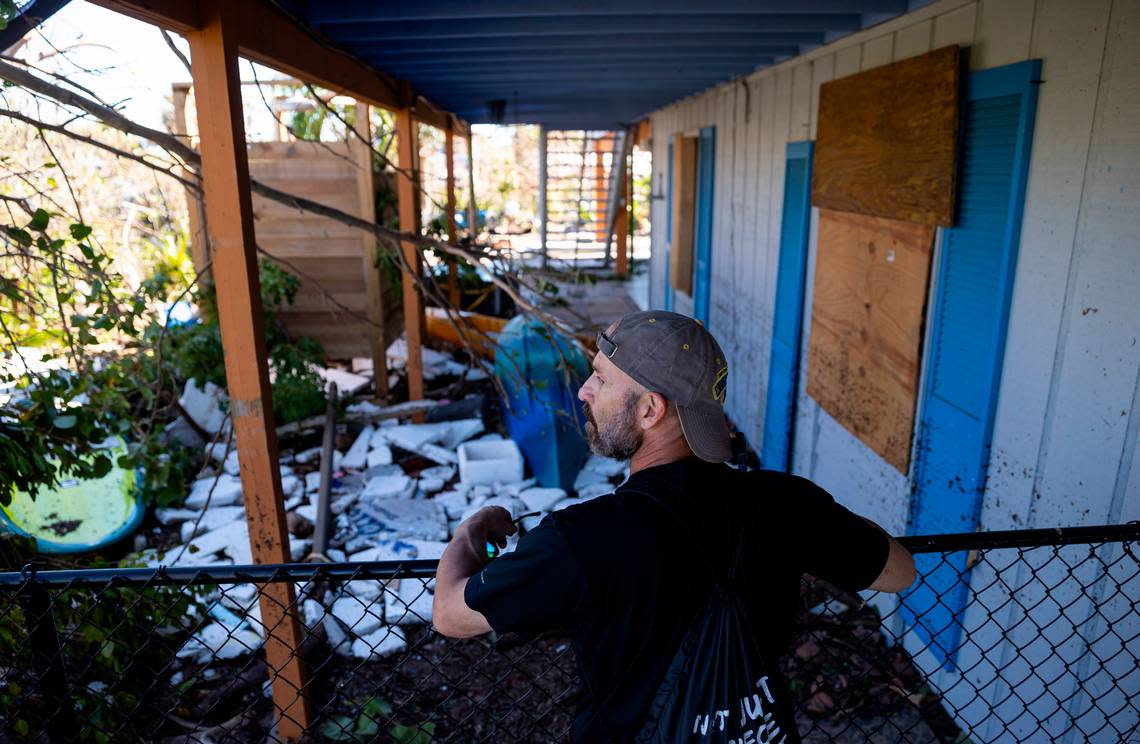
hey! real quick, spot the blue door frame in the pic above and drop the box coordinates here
[761,141,814,471]
[903,60,1041,669]
[693,126,716,324]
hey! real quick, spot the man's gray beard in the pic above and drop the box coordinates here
[584,394,642,461]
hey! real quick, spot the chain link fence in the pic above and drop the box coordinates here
[1,523,1136,743]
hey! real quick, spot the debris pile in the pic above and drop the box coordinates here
[135,378,630,667]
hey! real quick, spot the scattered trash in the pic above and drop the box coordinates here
[457,439,524,485]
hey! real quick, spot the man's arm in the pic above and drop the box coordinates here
[862,517,917,593]
[432,507,516,638]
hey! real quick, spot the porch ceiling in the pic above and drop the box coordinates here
[276,0,913,130]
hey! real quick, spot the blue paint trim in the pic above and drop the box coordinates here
[761,140,814,472]
[665,141,675,311]
[693,126,716,324]
[903,59,1041,670]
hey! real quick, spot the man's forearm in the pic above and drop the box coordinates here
[432,524,493,637]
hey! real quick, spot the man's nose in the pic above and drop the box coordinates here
[578,380,592,403]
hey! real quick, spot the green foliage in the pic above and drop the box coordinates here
[320,695,435,743]
[0,582,198,742]
[0,0,17,31]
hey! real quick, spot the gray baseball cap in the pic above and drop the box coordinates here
[596,310,732,462]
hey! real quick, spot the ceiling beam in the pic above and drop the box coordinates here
[0,0,73,52]
[345,32,823,54]
[321,13,864,40]
[307,0,906,22]
[88,0,468,134]
[383,57,781,75]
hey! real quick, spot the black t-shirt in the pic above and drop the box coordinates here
[464,457,890,742]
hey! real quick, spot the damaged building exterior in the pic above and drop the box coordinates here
[644,0,1139,739]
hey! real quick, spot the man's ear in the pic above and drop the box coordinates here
[639,391,670,431]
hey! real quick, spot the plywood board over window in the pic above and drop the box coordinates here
[669,133,697,295]
[807,209,935,473]
[812,45,960,226]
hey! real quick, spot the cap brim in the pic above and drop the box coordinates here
[676,401,733,463]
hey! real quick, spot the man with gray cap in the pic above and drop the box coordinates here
[434,311,915,742]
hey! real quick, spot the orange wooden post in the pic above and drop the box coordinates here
[593,135,608,243]
[187,2,311,739]
[466,133,478,240]
[353,102,389,398]
[445,119,461,309]
[395,107,425,400]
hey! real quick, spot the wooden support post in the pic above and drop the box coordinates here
[187,3,311,739]
[616,149,630,278]
[352,102,388,398]
[593,135,608,243]
[538,125,548,269]
[466,133,478,241]
[445,119,460,309]
[395,107,425,401]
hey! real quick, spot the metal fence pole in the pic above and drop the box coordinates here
[17,572,77,742]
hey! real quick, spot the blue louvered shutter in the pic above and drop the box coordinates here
[903,60,1041,668]
[762,141,814,471]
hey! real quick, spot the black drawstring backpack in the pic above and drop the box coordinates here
[626,490,801,744]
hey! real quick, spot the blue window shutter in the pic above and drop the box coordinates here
[903,60,1041,669]
[762,141,814,471]
[693,126,716,324]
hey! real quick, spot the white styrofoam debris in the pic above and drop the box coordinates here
[182,519,250,563]
[302,598,325,628]
[280,474,303,499]
[573,468,608,491]
[327,548,347,562]
[576,482,614,501]
[475,432,506,442]
[361,474,413,500]
[418,442,458,466]
[179,505,245,542]
[457,440,524,485]
[283,494,305,512]
[294,446,322,464]
[384,579,434,625]
[164,416,205,448]
[329,492,358,515]
[350,626,407,659]
[344,580,383,601]
[176,623,262,663]
[418,465,456,483]
[355,500,449,542]
[186,474,244,509]
[317,367,371,396]
[155,508,202,526]
[347,540,417,563]
[521,514,544,531]
[431,490,470,520]
[366,445,393,468]
[495,478,537,498]
[462,497,526,522]
[346,399,385,418]
[402,540,448,561]
[324,614,352,656]
[294,503,318,524]
[438,419,485,449]
[381,424,445,453]
[341,425,375,470]
[583,454,627,478]
[304,471,323,493]
[289,537,311,561]
[331,596,384,636]
[519,487,567,513]
[179,379,228,436]
[550,498,578,512]
[418,476,446,495]
[463,367,490,381]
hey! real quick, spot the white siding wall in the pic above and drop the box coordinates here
[646,1,1140,739]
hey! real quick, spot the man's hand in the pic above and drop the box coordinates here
[432,507,518,638]
[456,506,518,565]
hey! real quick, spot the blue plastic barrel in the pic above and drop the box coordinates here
[494,316,591,491]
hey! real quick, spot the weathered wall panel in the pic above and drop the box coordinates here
[806,209,935,473]
[812,45,960,226]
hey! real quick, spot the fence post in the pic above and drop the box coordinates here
[18,573,77,742]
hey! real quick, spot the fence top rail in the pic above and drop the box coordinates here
[0,523,1136,590]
